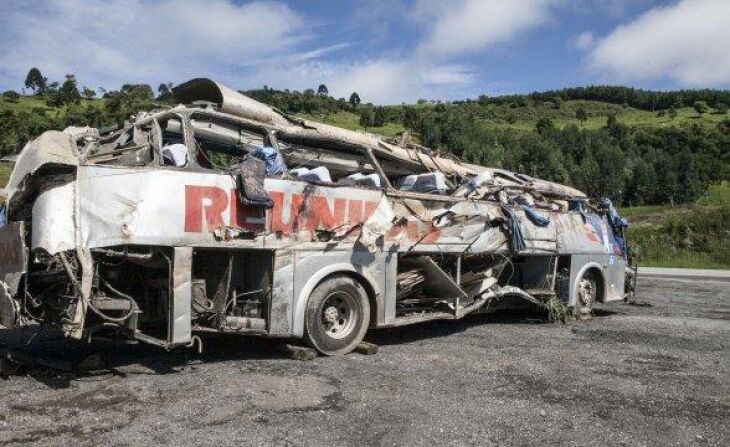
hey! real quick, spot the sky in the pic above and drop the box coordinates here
[0,0,729,104]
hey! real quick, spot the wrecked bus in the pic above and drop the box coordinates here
[0,79,635,355]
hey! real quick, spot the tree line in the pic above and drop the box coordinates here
[480,85,730,112]
[402,106,728,206]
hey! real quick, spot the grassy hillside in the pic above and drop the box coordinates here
[298,100,727,135]
[299,110,406,137]
[0,95,49,113]
[3,91,728,139]
[477,100,728,131]
[622,182,730,269]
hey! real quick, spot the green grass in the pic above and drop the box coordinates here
[0,94,105,122]
[697,180,730,206]
[0,95,50,113]
[0,164,10,187]
[298,110,406,137]
[299,100,728,135]
[0,163,10,204]
[485,101,729,132]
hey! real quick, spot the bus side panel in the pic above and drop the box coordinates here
[569,253,626,305]
[603,254,627,302]
[269,249,295,336]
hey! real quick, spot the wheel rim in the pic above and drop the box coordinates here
[320,291,358,340]
[577,278,596,306]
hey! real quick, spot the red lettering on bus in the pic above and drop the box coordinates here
[184,185,228,232]
[185,184,382,236]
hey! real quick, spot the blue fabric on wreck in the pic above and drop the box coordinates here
[250,146,285,176]
[601,198,628,229]
[500,205,526,253]
[521,205,550,227]
[600,198,629,255]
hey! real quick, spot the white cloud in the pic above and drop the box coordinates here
[243,58,469,104]
[289,0,560,103]
[326,60,420,104]
[0,0,308,90]
[587,0,730,86]
[417,0,558,57]
[574,31,594,50]
[421,65,476,85]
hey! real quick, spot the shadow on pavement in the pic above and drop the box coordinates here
[1,306,620,387]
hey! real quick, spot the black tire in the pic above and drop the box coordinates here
[304,275,370,355]
[574,270,598,318]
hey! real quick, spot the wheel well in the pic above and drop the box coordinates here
[583,267,606,302]
[320,271,378,328]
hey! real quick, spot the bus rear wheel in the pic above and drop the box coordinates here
[304,275,370,355]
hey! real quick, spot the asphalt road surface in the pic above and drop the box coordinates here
[0,276,728,447]
[638,267,730,281]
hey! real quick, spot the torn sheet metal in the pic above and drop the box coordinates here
[0,222,27,296]
[3,131,79,207]
[174,78,476,178]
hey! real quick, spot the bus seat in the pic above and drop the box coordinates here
[396,172,448,194]
[290,166,332,183]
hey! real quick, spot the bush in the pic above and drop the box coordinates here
[2,90,20,103]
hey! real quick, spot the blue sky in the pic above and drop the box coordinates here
[1,0,728,104]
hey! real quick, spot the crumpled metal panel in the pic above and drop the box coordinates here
[0,221,27,296]
[2,131,78,205]
[170,247,193,346]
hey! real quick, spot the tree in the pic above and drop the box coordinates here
[122,83,154,101]
[349,92,361,107]
[606,113,618,128]
[575,105,588,125]
[24,67,47,94]
[157,82,174,102]
[714,103,728,115]
[373,107,386,127]
[535,117,553,134]
[552,96,563,110]
[60,75,81,102]
[317,84,328,96]
[359,109,373,128]
[82,86,96,100]
[667,106,678,120]
[693,101,709,117]
[47,74,81,106]
[303,88,315,97]
[626,160,658,205]
[403,107,419,130]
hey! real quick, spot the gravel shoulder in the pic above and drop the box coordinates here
[0,277,728,447]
